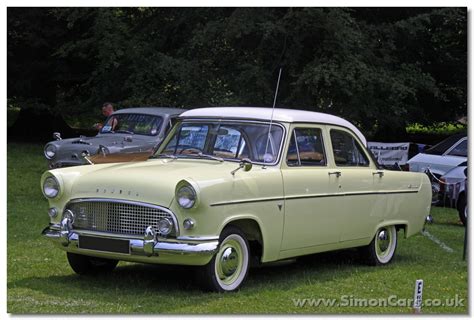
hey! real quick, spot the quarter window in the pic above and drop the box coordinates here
[330,129,369,166]
[287,128,326,166]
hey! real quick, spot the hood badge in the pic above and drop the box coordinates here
[96,188,139,197]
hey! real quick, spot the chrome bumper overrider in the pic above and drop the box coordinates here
[42,216,219,266]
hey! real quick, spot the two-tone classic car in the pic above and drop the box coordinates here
[44,107,185,168]
[41,107,432,292]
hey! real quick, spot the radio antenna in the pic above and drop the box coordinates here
[263,67,282,165]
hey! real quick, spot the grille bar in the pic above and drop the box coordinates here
[68,199,175,236]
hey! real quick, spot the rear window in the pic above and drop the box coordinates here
[447,139,467,157]
[424,134,467,155]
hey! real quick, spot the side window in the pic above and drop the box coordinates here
[330,129,369,166]
[286,128,326,166]
[447,139,467,157]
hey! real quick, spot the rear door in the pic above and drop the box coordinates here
[327,127,380,242]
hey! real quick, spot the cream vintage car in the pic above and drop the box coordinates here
[41,107,431,292]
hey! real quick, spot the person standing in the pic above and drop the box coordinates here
[94,102,117,130]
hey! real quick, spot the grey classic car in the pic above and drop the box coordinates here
[44,107,185,168]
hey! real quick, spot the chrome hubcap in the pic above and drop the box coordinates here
[377,229,390,254]
[220,247,238,277]
[215,238,244,286]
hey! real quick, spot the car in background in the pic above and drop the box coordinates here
[440,163,467,225]
[43,107,185,168]
[407,133,467,204]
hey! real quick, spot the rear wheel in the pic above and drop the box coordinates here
[360,225,398,266]
[198,226,250,292]
[457,194,467,226]
[67,252,118,275]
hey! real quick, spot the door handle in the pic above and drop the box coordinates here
[372,171,384,177]
[328,171,341,177]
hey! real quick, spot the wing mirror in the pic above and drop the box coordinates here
[231,158,253,176]
[53,132,62,140]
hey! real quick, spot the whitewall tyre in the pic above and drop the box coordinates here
[199,226,250,292]
[360,225,398,266]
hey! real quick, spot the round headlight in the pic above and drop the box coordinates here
[44,144,57,159]
[157,218,173,236]
[43,176,60,198]
[177,185,196,209]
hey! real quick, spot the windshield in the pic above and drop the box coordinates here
[158,120,284,164]
[100,113,163,136]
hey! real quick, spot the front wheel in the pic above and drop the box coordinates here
[359,225,398,266]
[67,252,118,275]
[198,226,250,292]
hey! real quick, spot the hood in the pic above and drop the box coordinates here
[52,134,155,152]
[68,159,239,207]
[46,134,159,164]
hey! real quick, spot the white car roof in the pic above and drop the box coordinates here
[180,107,367,146]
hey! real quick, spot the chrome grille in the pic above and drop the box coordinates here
[68,200,175,236]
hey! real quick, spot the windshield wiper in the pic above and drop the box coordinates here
[150,154,178,160]
[115,130,134,134]
[196,152,224,162]
[152,152,223,162]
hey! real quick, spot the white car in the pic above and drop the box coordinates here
[440,164,467,225]
[407,133,467,204]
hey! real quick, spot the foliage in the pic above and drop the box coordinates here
[406,122,467,135]
[7,143,467,313]
[7,8,467,135]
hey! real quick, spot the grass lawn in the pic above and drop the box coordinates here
[7,142,468,314]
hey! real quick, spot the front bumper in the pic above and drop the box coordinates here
[42,219,218,266]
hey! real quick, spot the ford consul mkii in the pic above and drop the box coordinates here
[41,107,431,292]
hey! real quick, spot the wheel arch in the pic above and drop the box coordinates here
[219,215,265,263]
[372,220,409,239]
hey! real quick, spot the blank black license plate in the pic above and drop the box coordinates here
[79,236,130,254]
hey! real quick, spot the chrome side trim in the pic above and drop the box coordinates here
[286,190,419,201]
[210,190,419,207]
[65,198,180,236]
[210,196,285,207]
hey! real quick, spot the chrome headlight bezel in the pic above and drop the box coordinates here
[43,176,61,199]
[44,144,57,159]
[176,182,197,209]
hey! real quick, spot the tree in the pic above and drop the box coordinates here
[7,7,467,140]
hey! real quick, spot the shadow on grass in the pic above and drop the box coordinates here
[8,247,417,309]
